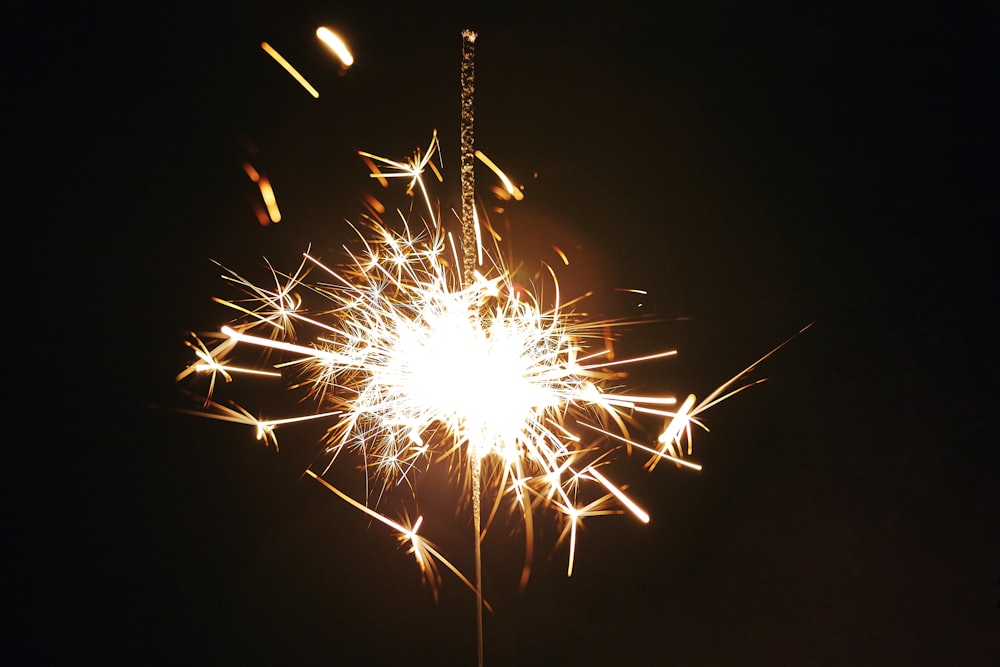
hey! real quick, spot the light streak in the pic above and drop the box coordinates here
[316,27,354,68]
[476,150,524,201]
[261,41,320,98]
[257,178,281,223]
[242,161,281,223]
[359,154,390,188]
[551,245,570,266]
[177,398,340,450]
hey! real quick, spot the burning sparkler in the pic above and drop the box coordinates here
[177,28,805,666]
[179,127,802,587]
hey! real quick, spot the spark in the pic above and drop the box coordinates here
[242,161,282,224]
[257,178,281,223]
[552,245,569,265]
[475,150,524,201]
[303,470,484,601]
[360,191,386,215]
[179,135,791,594]
[359,154,390,188]
[316,27,354,68]
[261,41,320,98]
[177,397,340,450]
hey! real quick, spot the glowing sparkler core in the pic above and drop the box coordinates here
[388,290,557,458]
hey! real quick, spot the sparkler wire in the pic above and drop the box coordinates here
[459,28,485,667]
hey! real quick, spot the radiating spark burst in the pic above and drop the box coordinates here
[180,133,803,596]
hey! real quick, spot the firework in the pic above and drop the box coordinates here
[180,128,796,582]
[177,29,804,667]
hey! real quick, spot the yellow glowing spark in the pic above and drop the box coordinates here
[475,150,524,201]
[588,468,649,523]
[241,161,282,224]
[177,398,340,450]
[180,134,797,591]
[584,423,703,471]
[651,393,697,467]
[427,158,445,183]
[303,470,487,604]
[261,41,320,98]
[316,27,354,68]
[602,325,615,362]
[257,177,281,223]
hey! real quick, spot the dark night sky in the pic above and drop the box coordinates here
[10,2,998,664]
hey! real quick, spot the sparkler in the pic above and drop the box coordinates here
[178,28,805,666]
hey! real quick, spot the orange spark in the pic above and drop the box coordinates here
[242,162,261,182]
[551,245,570,266]
[360,155,390,188]
[361,191,386,215]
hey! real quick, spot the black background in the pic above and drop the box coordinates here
[10,1,997,664]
